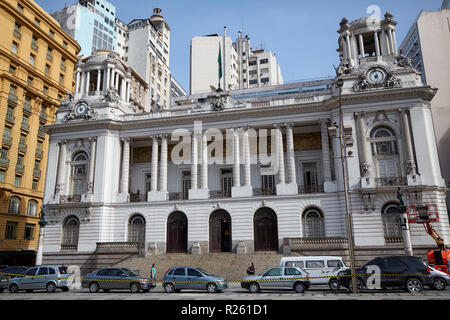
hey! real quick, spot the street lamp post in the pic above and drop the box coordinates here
[336,78,358,293]
[397,187,414,256]
[35,206,48,266]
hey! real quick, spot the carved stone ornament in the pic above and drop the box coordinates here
[396,52,413,68]
[360,162,370,177]
[60,91,74,107]
[210,95,227,111]
[363,193,376,211]
[103,88,120,103]
[353,70,401,92]
[334,57,351,76]
[405,160,416,175]
[63,100,96,122]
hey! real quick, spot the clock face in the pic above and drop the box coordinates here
[368,69,385,84]
[75,102,87,116]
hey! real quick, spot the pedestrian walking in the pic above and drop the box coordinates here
[151,263,156,280]
[246,262,255,276]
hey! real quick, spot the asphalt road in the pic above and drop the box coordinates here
[1,283,450,300]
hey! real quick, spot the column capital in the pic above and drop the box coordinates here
[88,136,98,142]
[398,108,409,114]
[354,112,365,119]
[121,137,130,143]
[273,123,283,129]
[319,118,330,124]
[58,139,67,145]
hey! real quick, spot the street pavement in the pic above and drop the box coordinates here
[1,283,449,300]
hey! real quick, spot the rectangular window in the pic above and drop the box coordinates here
[221,169,233,198]
[305,260,325,269]
[29,54,35,66]
[249,60,257,66]
[32,180,38,190]
[24,224,35,240]
[27,77,33,85]
[259,58,268,64]
[0,170,5,182]
[45,64,50,75]
[34,18,40,26]
[43,86,48,94]
[49,30,54,38]
[14,175,21,187]
[13,24,21,39]
[182,172,191,200]
[11,41,18,54]
[249,79,258,85]
[261,77,270,84]
[5,222,18,240]
[17,4,24,12]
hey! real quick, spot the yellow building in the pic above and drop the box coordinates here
[0,0,80,265]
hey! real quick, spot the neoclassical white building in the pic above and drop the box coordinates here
[41,14,449,263]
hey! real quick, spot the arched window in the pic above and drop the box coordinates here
[71,151,88,195]
[61,216,79,250]
[8,196,20,214]
[302,207,325,238]
[27,200,38,216]
[381,202,403,242]
[128,214,145,243]
[369,125,401,179]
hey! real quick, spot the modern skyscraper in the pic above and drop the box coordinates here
[50,0,117,57]
[0,0,80,265]
[399,2,450,216]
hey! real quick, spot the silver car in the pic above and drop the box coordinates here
[82,267,155,293]
[241,266,311,293]
[8,265,69,293]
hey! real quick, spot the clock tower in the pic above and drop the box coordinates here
[334,12,423,93]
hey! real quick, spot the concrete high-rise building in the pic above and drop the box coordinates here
[0,0,80,265]
[190,33,283,94]
[234,34,283,89]
[50,0,117,57]
[126,8,171,111]
[399,2,450,216]
[190,35,239,94]
[115,18,128,63]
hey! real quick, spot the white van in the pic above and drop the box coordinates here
[280,256,349,290]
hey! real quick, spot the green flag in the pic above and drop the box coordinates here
[218,43,223,81]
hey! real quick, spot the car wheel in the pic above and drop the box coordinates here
[206,283,218,293]
[433,278,447,291]
[164,283,175,293]
[26,289,33,293]
[248,282,260,293]
[46,282,56,293]
[406,278,423,293]
[9,284,19,293]
[130,282,141,293]
[349,278,364,292]
[89,282,100,293]
[329,279,340,291]
[294,282,306,293]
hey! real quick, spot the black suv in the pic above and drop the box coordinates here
[0,266,27,292]
[338,256,432,293]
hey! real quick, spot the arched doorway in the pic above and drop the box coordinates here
[166,211,188,253]
[128,214,146,244]
[209,210,232,252]
[254,208,278,251]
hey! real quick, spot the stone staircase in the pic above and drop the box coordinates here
[115,253,283,282]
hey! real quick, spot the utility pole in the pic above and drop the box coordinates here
[336,78,358,293]
[35,206,48,266]
[397,187,413,256]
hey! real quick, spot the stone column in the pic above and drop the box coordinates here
[400,109,416,175]
[358,34,365,57]
[243,127,251,187]
[121,78,126,101]
[88,137,97,193]
[345,34,352,62]
[341,38,348,60]
[96,69,101,95]
[159,134,168,192]
[233,128,240,187]
[85,71,90,95]
[388,29,395,55]
[126,80,131,102]
[151,135,159,192]
[392,29,398,54]
[382,30,391,55]
[200,130,208,189]
[374,31,381,57]
[355,113,371,180]
[80,72,86,94]
[110,69,115,89]
[191,131,198,190]
[75,71,81,93]
[56,140,67,195]
[105,67,110,91]
[115,74,119,91]
[285,123,296,184]
[277,125,285,185]
[320,120,332,182]
[120,138,130,195]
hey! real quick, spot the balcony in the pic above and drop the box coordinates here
[253,188,276,197]
[8,93,18,106]
[2,135,12,147]
[284,237,348,252]
[375,177,407,187]
[13,30,21,40]
[35,148,43,159]
[0,158,10,168]
[60,244,77,251]
[60,63,66,72]
[298,185,324,194]
[209,190,232,199]
[33,169,41,179]
[60,195,81,203]
[385,236,404,244]
[31,42,38,51]
[39,111,48,122]
[46,53,53,62]
[130,193,147,202]
[15,164,24,174]
[37,129,45,139]
[168,192,185,201]
[18,143,27,153]
[5,113,15,125]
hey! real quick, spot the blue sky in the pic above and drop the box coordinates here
[37,0,443,91]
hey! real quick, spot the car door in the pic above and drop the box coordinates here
[304,260,326,284]
[96,268,112,290]
[187,268,204,290]
[260,267,283,289]
[385,257,409,287]
[20,267,39,290]
[363,257,387,289]
[283,267,305,289]
[171,267,188,289]
[36,267,49,289]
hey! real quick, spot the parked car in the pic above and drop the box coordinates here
[82,267,155,293]
[241,266,311,293]
[427,266,449,290]
[0,266,27,293]
[280,256,348,290]
[8,265,69,293]
[163,266,227,293]
[337,256,434,293]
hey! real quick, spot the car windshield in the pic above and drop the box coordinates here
[197,268,211,276]
[122,269,139,277]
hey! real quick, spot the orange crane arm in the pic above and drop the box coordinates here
[424,222,445,250]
